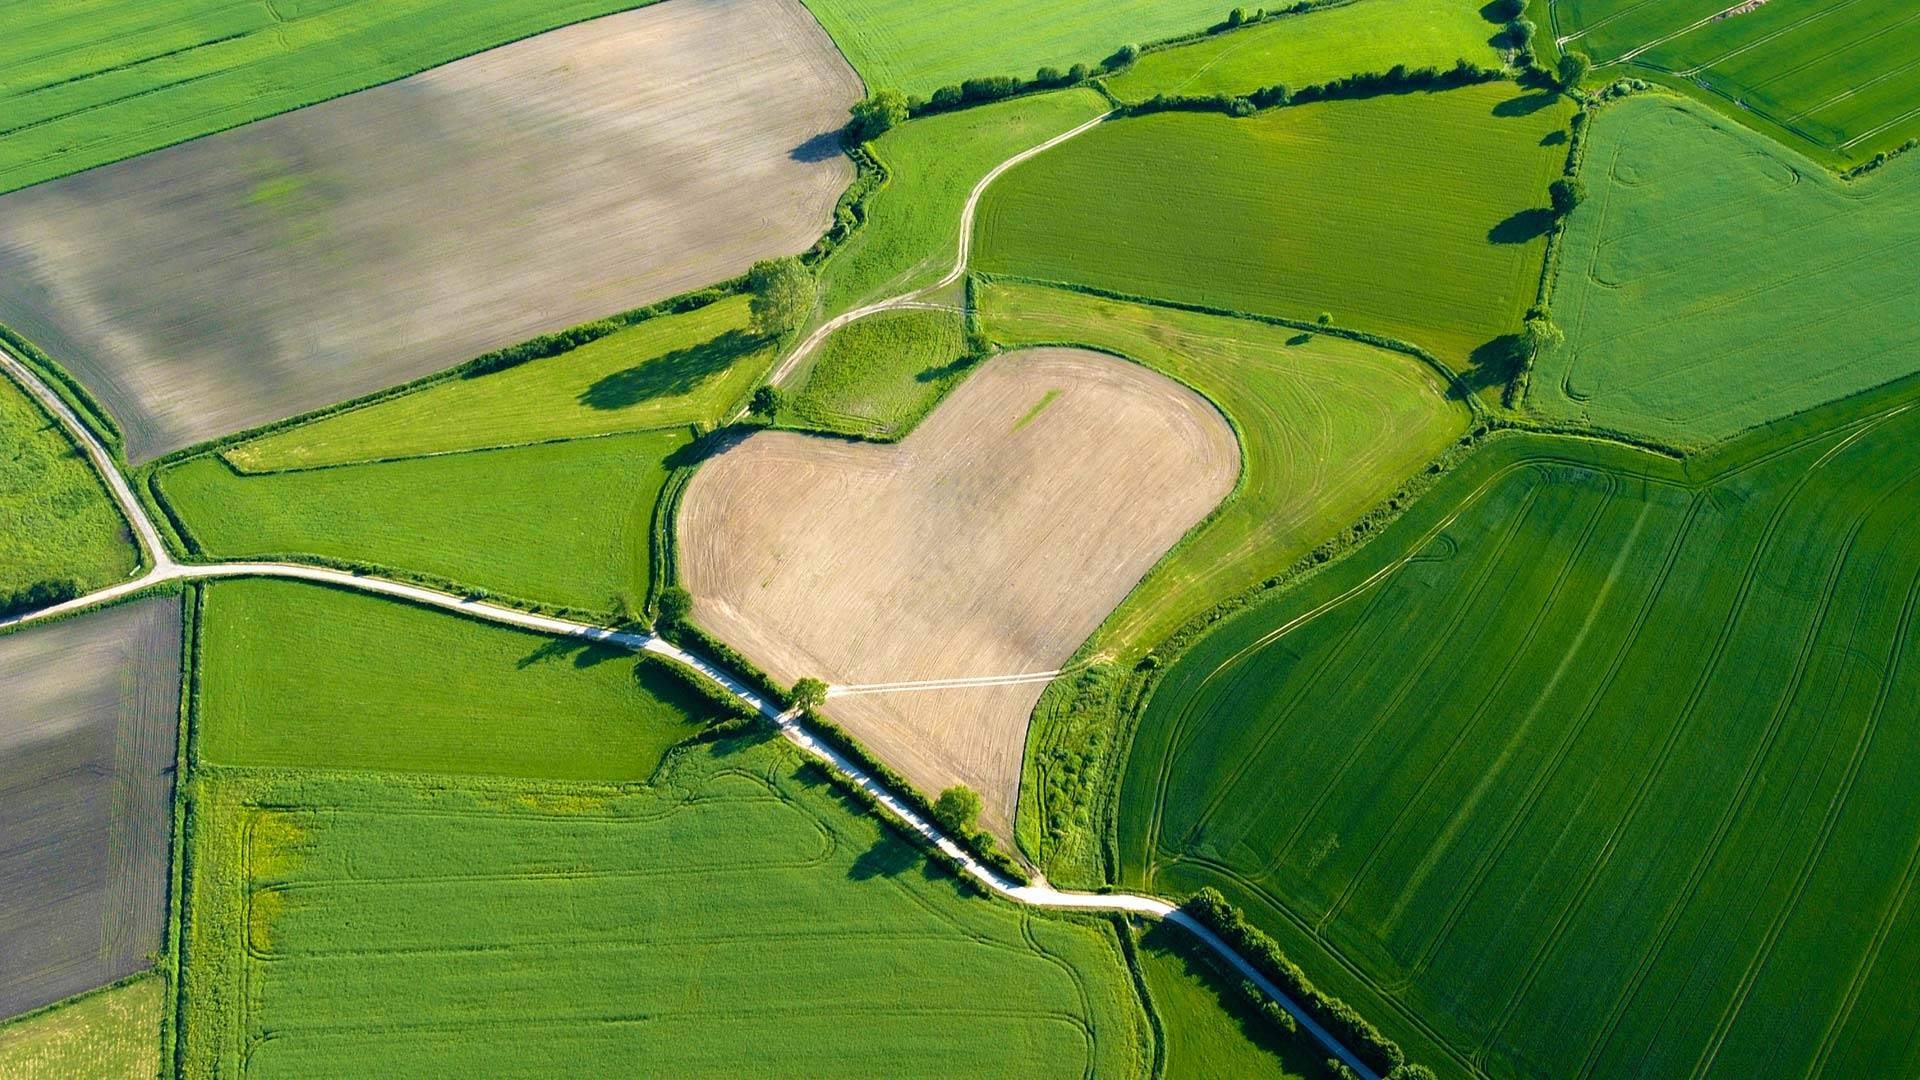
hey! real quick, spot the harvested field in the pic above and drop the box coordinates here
[0,0,858,463]
[0,976,164,1080]
[0,597,181,1022]
[680,348,1238,834]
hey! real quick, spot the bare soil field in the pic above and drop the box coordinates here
[0,596,181,1022]
[0,0,858,463]
[679,348,1238,834]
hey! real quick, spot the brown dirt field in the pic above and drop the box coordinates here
[0,0,858,463]
[678,348,1239,835]
[0,596,181,1023]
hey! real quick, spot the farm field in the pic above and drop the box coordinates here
[0,597,180,1022]
[1107,0,1503,104]
[785,309,972,437]
[0,976,164,1080]
[1119,379,1920,1077]
[1549,0,1920,164]
[178,749,1155,1076]
[974,83,1575,374]
[0,0,857,463]
[681,348,1237,835]
[226,296,773,471]
[0,367,135,596]
[196,578,720,780]
[1137,922,1326,1080]
[0,0,656,195]
[1532,95,1920,446]
[157,428,684,613]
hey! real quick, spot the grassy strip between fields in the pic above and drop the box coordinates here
[783,308,976,439]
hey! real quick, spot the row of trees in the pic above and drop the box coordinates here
[0,578,80,620]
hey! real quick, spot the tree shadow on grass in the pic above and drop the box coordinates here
[1541,129,1568,146]
[914,352,979,384]
[662,425,753,469]
[1488,208,1557,245]
[1138,920,1327,1073]
[1493,91,1561,117]
[517,637,630,669]
[849,835,919,880]
[578,330,759,411]
[1451,334,1524,400]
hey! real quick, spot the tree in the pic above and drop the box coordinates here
[1035,66,1063,87]
[1067,62,1090,83]
[746,257,814,337]
[1557,49,1591,89]
[1487,0,1526,20]
[1107,43,1141,70]
[1548,176,1587,216]
[656,586,693,629]
[1519,310,1564,362]
[749,384,783,420]
[933,785,983,834]
[1317,311,1333,326]
[1505,17,1535,49]
[790,677,829,713]
[1227,7,1247,27]
[847,89,908,141]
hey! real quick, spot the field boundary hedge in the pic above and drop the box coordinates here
[0,322,124,458]
[1120,60,1506,120]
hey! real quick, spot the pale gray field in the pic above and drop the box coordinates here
[0,0,859,462]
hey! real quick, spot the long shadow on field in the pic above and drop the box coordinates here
[517,637,629,669]
[789,130,844,163]
[579,330,760,411]
[1494,91,1561,117]
[1488,207,1557,245]
[1138,920,1332,1074]
[662,425,753,468]
[849,835,919,880]
[1453,334,1524,399]
[915,353,980,384]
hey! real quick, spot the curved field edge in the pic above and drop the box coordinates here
[0,358,141,596]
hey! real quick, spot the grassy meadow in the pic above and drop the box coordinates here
[1136,922,1333,1080]
[0,371,134,594]
[158,428,683,613]
[228,296,773,471]
[975,83,1575,375]
[786,309,973,438]
[0,0,651,195]
[196,578,718,780]
[0,976,163,1080]
[1533,95,1920,446]
[1107,0,1503,104]
[1119,377,1920,1077]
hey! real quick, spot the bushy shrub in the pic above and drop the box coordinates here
[1549,175,1587,215]
[0,578,80,619]
[1557,49,1592,89]
[933,785,983,833]
[847,89,908,141]
[749,384,783,421]
[655,586,693,630]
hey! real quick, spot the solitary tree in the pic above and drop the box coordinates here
[1505,17,1535,50]
[847,89,909,141]
[1548,176,1588,216]
[749,384,783,421]
[656,586,693,630]
[746,257,814,337]
[790,677,829,713]
[1519,310,1564,361]
[1557,49,1592,90]
[1317,311,1333,326]
[933,785,983,834]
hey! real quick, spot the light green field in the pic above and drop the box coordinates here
[1533,95,1920,446]
[821,88,1108,314]
[0,371,135,595]
[178,748,1155,1076]
[1137,922,1329,1080]
[801,0,1222,97]
[228,296,771,471]
[158,429,682,613]
[197,578,717,780]
[786,309,972,438]
[976,83,1574,375]
[0,976,163,1080]
[1107,0,1503,104]
[1120,376,1920,1077]
[0,0,650,195]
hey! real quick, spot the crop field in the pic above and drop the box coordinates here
[1136,922,1327,1080]
[975,83,1575,373]
[0,368,135,596]
[0,976,163,1080]
[157,428,684,613]
[1119,380,1920,1077]
[0,0,857,463]
[681,348,1236,834]
[226,296,773,471]
[786,309,972,437]
[1549,0,1920,163]
[1107,0,1503,104]
[0,597,180,1022]
[178,749,1155,1076]
[196,579,721,780]
[1532,95,1920,446]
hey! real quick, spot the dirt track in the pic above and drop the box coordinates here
[678,348,1239,835]
[0,0,858,462]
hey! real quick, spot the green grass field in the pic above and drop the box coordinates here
[228,296,772,471]
[800,0,1223,98]
[1106,0,1503,104]
[820,88,1108,314]
[1119,375,1920,1077]
[0,976,162,1080]
[1532,95,1920,447]
[786,309,972,438]
[975,83,1574,375]
[1549,0,1920,164]
[0,371,135,595]
[1136,922,1331,1080]
[158,428,683,613]
[0,0,650,195]
[197,578,718,780]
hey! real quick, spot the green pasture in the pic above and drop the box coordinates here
[0,976,163,1080]
[178,744,1155,1076]
[1534,96,1920,446]
[196,578,717,780]
[821,88,1108,314]
[0,0,650,195]
[1550,0,1920,164]
[1137,922,1330,1080]
[786,309,972,438]
[801,0,1221,98]
[1120,376,1920,1077]
[158,428,682,613]
[228,296,771,471]
[975,83,1574,376]
[0,369,135,595]
[1107,0,1502,104]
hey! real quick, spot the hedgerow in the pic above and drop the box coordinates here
[1123,58,1505,119]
